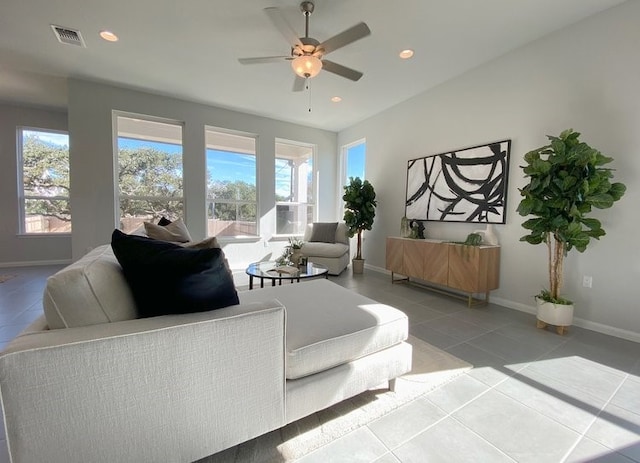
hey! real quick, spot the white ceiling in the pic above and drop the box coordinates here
[0,0,627,132]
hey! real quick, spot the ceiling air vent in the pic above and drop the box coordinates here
[51,25,86,47]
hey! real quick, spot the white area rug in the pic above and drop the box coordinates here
[198,336,472,463]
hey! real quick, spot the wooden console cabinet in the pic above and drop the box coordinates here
[385,237,500,307]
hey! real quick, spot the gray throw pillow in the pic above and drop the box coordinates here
[309,222,338,243]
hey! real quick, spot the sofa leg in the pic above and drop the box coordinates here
[388,378,397,392]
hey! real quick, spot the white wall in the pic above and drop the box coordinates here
[67,80,338,271]
[0,103,71,265]
[338,1,640,339]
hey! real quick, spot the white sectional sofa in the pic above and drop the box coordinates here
[0,245,411,463]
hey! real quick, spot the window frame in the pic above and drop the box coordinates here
[339,138,366,218]
[16,126,71,236]
[113,112,185,233]
[205,126,259,239]
[274,138,316,237]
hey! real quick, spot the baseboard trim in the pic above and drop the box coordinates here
[367,265,640,343]
[0,259,72,268]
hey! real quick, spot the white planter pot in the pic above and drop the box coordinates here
[352,258,365,274]
[536,298,574,333]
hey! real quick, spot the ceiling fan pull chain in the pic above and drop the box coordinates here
[307,78,312,112]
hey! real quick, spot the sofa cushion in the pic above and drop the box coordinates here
[301,241,349,259]
[43,245,138,329]
[238,279,408,379]
[111,230,239,318]
[144,218,192,243]
[309,222,338,243]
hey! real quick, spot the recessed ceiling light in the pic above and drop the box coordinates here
[99,30,118,42]
[399,49,414,59]
[331,96,342,103]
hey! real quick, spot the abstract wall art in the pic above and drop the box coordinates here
[405,140,511,223]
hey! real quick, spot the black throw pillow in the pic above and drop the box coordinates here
[157,216,172,226]
[111,229,239,318]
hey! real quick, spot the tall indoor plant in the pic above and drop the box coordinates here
[517,129,626,333]
[343,177,377,274]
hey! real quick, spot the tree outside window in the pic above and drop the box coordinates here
[116,116,184,233]
[18,128,71,234]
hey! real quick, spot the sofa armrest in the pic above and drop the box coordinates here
[0,300,286,463]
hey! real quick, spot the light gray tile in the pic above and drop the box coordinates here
[524,355,626,402]
[425,374,490,413]
[409,323,461,350]
[546,337,640,374]
[401,303,447,325]
[372,453,401,463]
[446,342,515,386]
[496,370,606,433]
[393,416,515,463]
[449,308,514,331]
[453,389,581,462]
[294,427,387,463]
[586,403,640,461]
[426,316,490,343]
[368,397,447,449]
[565,437,636,463]
[610,376,640,414]
[468,330,560,364]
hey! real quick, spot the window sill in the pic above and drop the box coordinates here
[215,236,261,244]
[16,233,72,238]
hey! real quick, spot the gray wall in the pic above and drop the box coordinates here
[0,104,71,265]
[338,1,640,340]
[67,80,338,267]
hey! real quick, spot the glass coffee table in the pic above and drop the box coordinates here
[245,261,329,290]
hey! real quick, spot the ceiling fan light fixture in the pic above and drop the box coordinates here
[291,55,322,78]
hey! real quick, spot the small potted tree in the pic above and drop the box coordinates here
[343,177,377,274]
[517,129,626,334]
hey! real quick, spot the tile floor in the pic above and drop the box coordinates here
[0,265,639,462]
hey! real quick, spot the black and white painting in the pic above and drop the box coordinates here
[405,140,511,223]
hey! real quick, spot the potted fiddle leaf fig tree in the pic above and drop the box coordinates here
[343,177,377,274]
[517,129,626,334]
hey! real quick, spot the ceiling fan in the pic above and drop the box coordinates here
[238,1,371,91]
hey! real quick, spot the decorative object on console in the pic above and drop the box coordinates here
[343,177,377,274]
[517,129,626,334]
[400,216,411,238]
[409,220,425,239]
[405,139,511,224]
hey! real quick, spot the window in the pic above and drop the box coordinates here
[18,128,71,234]
[116,116,184,233]
[342,139,366,185]
[275,140,314,235]
[205,128,257,237]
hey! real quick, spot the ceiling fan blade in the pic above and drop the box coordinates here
[292,76,306,92]
[322,59,363,81]
[238,56,291,65]
[318,22,371,55]
[264,7,303,48]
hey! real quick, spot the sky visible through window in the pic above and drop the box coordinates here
[119,138,291,191]
[35,136,357,198]
[26,130,68,147]
[346,142,366,183]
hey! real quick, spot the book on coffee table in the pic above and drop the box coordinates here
[271,265,300,276]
